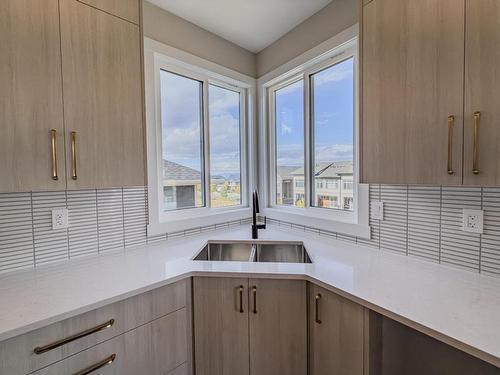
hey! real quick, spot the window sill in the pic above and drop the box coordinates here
[148,207,252,236]
[262,207,370,239]
[262,184,371,239]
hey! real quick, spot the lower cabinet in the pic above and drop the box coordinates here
[31,309,188,375]
[309,284,365,375]
[193,277,307,375]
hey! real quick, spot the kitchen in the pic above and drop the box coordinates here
[1,0,500,374]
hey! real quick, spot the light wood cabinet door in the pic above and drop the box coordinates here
[248,279,307,375]
[0,0,66,192]
[193,277,250,375]
[77,0,140,24]
[309,284,365,375]
[60,0,145,189]
[464,0,500,185]
[361,0,465,185]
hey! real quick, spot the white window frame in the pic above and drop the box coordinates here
[145,38,256,235]
[258,25,371,238]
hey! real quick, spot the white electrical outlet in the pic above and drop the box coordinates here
[372,201,384,220]
[52,208,69,230]
[463,209,483,234]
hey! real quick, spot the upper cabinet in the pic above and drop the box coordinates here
[0,0,145,192]
[361,0,465,185]
[76,0,141,24]
[463,0,500,185]
[362,0,500,186]
[0,0,66,192]
[60,0,145,189]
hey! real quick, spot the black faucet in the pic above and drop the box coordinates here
[252,191,266,239]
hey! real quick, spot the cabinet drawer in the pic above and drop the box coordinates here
[0,279,187,375]
[31,308,188,375]
[77,0,140,24]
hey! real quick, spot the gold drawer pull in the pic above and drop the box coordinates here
[71,131,78,180]
[252,286,257,314]
[315,293,322,324]
[33,319,115,355]
[238,285,244,313]
[472,112,481,175]
[74,354,116,375]
[50,129,58,180]
[447,115,454,175]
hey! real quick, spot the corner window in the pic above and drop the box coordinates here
[267,40,359,219]
[145,39,253,234]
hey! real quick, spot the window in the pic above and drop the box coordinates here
[267,38,359,220]
[274,80,304,207]
[209,84,242,208]
[145,39,253,234]
[160,71,204,211]
[310,58,354,211]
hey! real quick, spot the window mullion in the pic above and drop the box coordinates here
[304,75,312,209]
[202,78,211,209]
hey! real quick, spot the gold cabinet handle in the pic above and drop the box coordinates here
[34,319,115,355]
[447,116,454,175]
[71,131,78,180]
[252,286,257,314]
[473,112,481,175]
[315,293,322,324]
[238,285,244,313]
[73,354,116,375]
[50,129,58,180]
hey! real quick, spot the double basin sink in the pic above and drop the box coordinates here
[193,241,312,264]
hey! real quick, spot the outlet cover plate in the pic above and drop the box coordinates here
[52,208,69,230]
[372,201,384,220]
[462,209,483,234]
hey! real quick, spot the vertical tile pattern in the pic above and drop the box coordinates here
[67,190,98,258]
[407,186,441,262]
[97,189,125,253]
[481,188,500,276]
[358,184,381,248]
[440,187,481,271]
[123,187,148,247]
[379,185,408,255]
[32,191,69,265]
[2,185,500,280]
[0,192,34,272]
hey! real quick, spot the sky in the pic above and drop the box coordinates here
[160,70,241,179]
[276,57,354,167]
[160,57,354,180]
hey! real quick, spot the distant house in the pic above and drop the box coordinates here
[276,161,354,210]
[163,160,224,210]
[276,166,298,205]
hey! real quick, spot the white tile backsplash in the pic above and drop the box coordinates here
[0,187,252,274]
[1,185,500,278]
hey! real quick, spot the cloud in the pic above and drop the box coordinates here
[281,122,292,135]
[315,144,353,162]
[313,59,353,87]
[276,143,354,167]
[160,71,242,173]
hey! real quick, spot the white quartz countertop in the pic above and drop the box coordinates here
[1,226,499,367]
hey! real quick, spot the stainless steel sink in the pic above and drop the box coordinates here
[193,241,312,263]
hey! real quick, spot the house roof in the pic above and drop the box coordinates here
[163,160,225,182]
[318,161,353,178]
[276,166,299,180]
[277,161,353,179]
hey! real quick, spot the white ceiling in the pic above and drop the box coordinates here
[147,0,334,53]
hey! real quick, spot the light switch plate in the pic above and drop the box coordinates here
[52,208,69,230]
[463,209,483,234]
[372,201,384,220]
